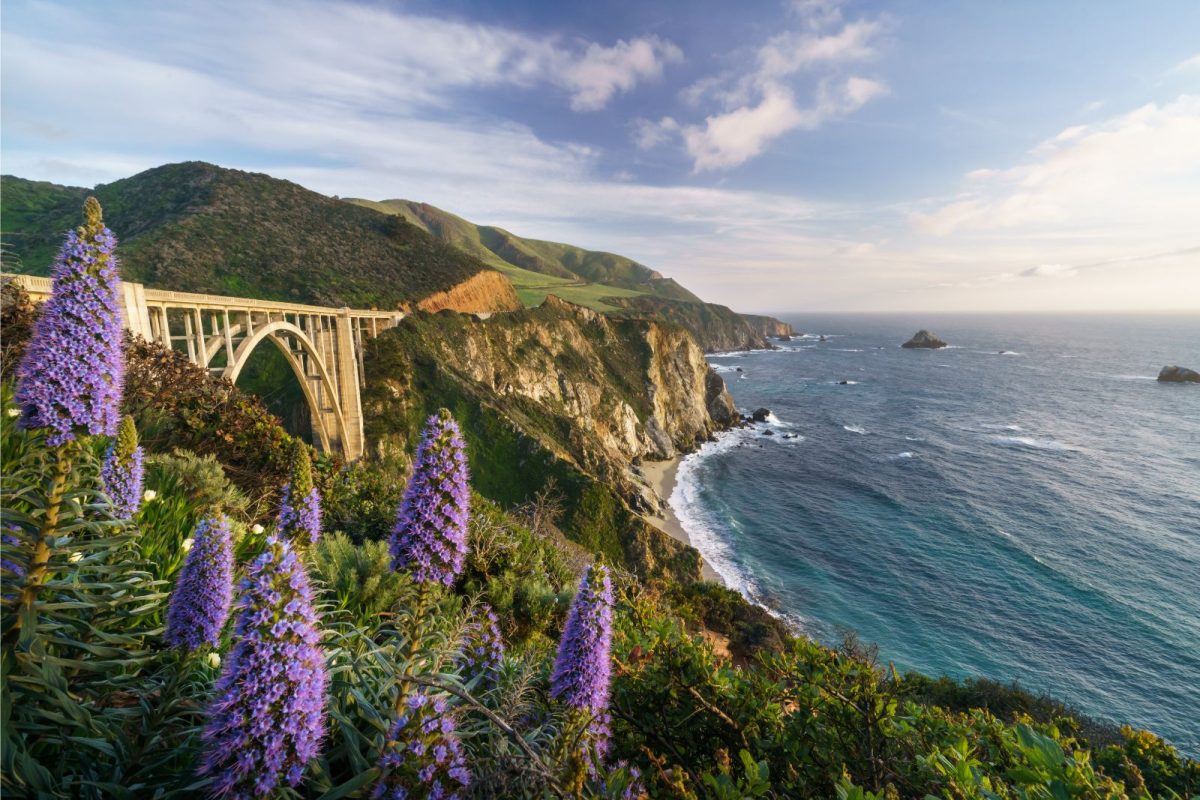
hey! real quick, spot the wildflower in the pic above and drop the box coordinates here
[6,407,19,418]
[550,563,614,762]
[201,534,327,796]
[251,523,264,535]
[2,528,26,579]
[165,516,234,652]
[458,604,504,688]
[143,489,158,502]
[15,197,124,445]
[68,552,83,563]
[207,652,222,669]
[181,538,195,553]
[277,439,321,544]
[372,692,469,800]
[100,416,144,519]
[390,410,470,585]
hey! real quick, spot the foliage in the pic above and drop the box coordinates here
[310,533,409,626]
[320,454,408,544]
[1,164,500,309]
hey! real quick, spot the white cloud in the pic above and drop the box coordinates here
[632,116,680,149]
[671,7,887,171]
[565,36,683,112]
[912,96,1200,236]
[1167,53,1200,75]
[1020,263,1077,278]
[684,77,885,171]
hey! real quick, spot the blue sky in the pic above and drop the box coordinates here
[3,0,1198,312]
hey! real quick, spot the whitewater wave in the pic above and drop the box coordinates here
[709,364,739,374]
[890,451,916,460]
[989,435,1075,452]
[843,424,868,435]
[981,423,1023,431]
[1108,374,1157,381]
[832,348,864,352]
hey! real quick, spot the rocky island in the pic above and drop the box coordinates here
[902,329,948,349]
[1157,365,1200,383]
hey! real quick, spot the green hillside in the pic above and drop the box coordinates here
[351,198,700,310]
[0,163,509,309]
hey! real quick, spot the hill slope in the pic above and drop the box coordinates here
[350,198,701,308]
[0,163,521,312]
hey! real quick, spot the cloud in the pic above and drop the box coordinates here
[565,36,682,111]
[912,96,1200,236]
[1167,53,1200,75]
[670,6,887,172]
[1020,263,1077,278]
[683,77,885,171]
[632,116,680,149]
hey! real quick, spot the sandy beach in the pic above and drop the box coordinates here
[641,457,723,583]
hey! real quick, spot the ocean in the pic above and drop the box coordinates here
[671,313,1200,755]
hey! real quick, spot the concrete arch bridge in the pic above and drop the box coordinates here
[7,274,404,461]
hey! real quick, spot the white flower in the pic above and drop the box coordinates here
[181,538,194,552]
[68,551,83,563]
[143,489,157,502]
[250,523,264,535]
[6,407,19,418]
[206,652,221,669]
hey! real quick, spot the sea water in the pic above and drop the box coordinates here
[674,313,1200,754]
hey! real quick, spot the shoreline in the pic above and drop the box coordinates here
[640,456,724,584]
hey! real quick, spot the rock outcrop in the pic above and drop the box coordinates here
[362,296,735,581]
[902,329,948,349]
[414,270,523,314]
[1157,365,1200,383]
[739,313,795,339]
[605,296,791,353]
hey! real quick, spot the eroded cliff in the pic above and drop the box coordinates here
[413,270,523,314]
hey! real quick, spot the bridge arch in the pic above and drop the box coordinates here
[221,321,350,455]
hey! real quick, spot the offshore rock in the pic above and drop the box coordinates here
[902,329,948,349]
[1157,365,1200,383]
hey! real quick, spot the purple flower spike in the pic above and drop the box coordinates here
[372,692,470,800]
[164,515,234,652]
[100,415,144,519]
[458,604,504,689]
[277,439,322,544]
[550,563,614,760]
[201,534,328,797]
[390,410,470,585]
[15,197,124,446]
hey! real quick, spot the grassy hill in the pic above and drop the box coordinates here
[350,198,700,310]
[0,163,515,310]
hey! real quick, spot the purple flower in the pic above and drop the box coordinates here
[550,563,614,761]
[1,527,25,580]
[390,410,470,586]
[372,692,470,800]
[277,439,321,544]
[201,534,328,797]
[15,197,124,446]
[165,515,234,651]
[100,415,144,519]
[457,604,504,688]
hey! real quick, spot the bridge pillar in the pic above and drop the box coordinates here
[120,281,155,340]
[333,310,366,462]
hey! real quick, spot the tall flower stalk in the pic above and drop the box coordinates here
[164,515,234,652]
[390,410,470,586]
[372,692,471,800]
[201,534,328,796]
[551,563,614,773]
[15,197,124,445]
[11,197,125,623]
[458,603,505,689]
[100,415,144,520]
[277,438,321,545]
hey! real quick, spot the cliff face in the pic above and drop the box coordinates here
[413,270,523,314]
[740,313,795,339]
[362,296,736,581]
[606,296,783,352]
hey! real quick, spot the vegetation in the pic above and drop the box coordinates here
[0,163,503,309]
[3,191,1195,800]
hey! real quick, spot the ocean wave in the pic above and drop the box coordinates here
[843,424,868,434]
[709,364,739,374]
[981,423,1023,431]
[904,435,925,442]
[832,348,864,352]
[988,435,1075,452]
[890,451,916,460]
[1107,374,1157,381]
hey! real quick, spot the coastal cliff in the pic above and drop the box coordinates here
[606,295,792,352]
[412,269,523,314]
[362,295,734,580]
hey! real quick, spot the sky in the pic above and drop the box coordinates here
[2,0,1199,313]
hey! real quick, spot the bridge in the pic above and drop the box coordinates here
[6,274,404,461]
